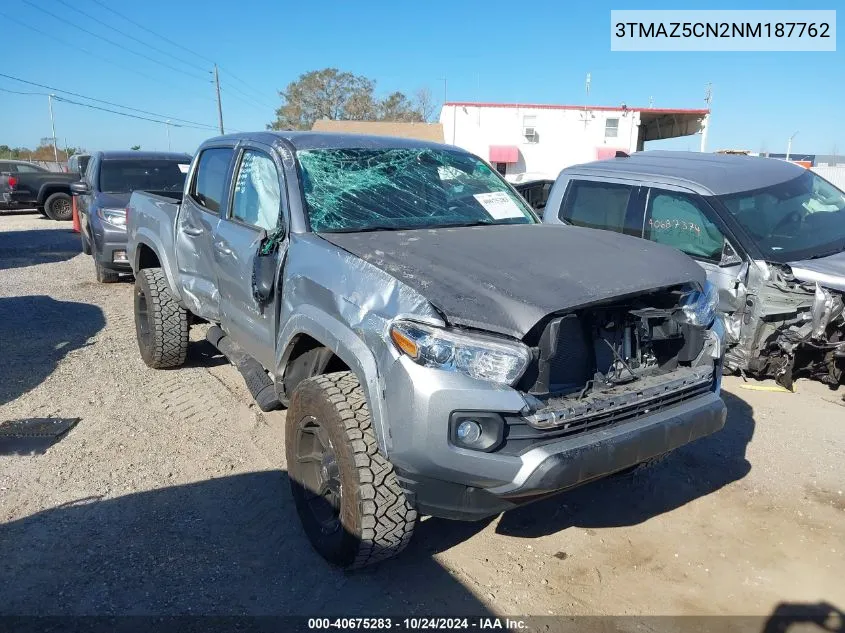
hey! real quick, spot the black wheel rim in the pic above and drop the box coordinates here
[295,415,342,534]
[53,198,71,216]
[135,285,153,351]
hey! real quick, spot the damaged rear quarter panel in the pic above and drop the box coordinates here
[275,233,441,451]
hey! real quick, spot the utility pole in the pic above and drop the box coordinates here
[786,131,799,161]
[700,82,713,153]
[213,64,224,135]
[166,120,172,150]
[48,94,59,163]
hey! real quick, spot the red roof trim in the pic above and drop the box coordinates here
[444,101,710,115]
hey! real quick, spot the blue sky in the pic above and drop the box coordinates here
[0,0,841,156]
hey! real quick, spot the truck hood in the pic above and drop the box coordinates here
[320,224,705,339]
[788,250,845,292]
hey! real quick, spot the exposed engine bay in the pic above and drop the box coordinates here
[519,288,720,432]
[722,261,845,390]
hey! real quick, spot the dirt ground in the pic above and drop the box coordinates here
[0,213,843,618]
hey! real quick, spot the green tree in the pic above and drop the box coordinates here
[268,68,431,130]
[130,145,141,151]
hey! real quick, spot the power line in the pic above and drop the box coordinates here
[22,0,210,83]
[53,0,210,76]
[52,95,213,129]
[84,0,277,106]
[0,73,219,130]
[0,10,196,93]
[0,87,46,96]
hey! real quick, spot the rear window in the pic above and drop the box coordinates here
[99,159,188,194]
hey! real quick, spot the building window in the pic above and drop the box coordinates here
[495,162,508,175]
[523,115,538,143]
[605,118,619,138]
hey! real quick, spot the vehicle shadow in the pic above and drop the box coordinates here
[0,295,106,406]
[0,471,492,616]
[496,390,754,536]
[0,228,81,271]
[762,601,844,633]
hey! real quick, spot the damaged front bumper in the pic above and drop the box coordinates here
[388,321,726,521]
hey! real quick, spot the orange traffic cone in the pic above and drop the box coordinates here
[71,196,80,233]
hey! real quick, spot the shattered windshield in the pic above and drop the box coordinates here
[296,148,536,232]
[718,170,845,262]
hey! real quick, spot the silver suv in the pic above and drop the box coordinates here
[544,151,845,390]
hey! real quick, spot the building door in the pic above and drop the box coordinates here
[495,162,507,176]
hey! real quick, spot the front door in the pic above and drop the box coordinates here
[214,146,286,369]
[175,146,235,321]
[643,186,747,313]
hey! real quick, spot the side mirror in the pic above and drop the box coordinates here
[719,240,743,267]
[70,181,90,195]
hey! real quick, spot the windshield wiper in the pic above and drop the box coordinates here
[322,225,421,234]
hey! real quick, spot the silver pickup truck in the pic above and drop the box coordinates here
[127,131,727,569]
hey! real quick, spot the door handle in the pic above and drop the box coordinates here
[182,226,203,237]
[214,242,233,256]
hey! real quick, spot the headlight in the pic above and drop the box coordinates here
[98,207,127,227]
[389,320,531,385]
[679,280,719,327]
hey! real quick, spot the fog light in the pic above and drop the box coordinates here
[456,420,482,444]
[449,412,504,452]
[113,250,127,263]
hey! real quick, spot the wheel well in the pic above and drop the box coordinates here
[282,334,351,399]
[136,243,161,270]
[40,185,70,203]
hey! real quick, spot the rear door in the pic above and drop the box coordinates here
[175,146,235,321]
[213,144,286,369]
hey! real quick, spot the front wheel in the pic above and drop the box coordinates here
[286,371,417,569]
[134,267,189,368]
[43,192,73,221]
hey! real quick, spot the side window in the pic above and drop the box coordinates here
[84,157,97,185]
[16,163,42,173]
[560,180,636,234]
[231,150,281,230]
[191,148,234,213]
[645,189,725,260]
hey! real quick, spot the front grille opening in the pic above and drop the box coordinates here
[519,289,704,397]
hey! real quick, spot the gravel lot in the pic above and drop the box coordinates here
[1,214,843,618]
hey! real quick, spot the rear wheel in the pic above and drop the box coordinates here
[134,267,189,368]
[287,372,417,569]
[43,192,72,221]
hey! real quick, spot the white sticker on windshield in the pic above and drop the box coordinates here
[177,163,190,174]
[473,192,523,219]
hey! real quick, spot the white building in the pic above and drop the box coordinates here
[440,102,710,181]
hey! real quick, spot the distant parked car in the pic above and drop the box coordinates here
[0,160,77,219]
[543,150,845,389]
[73,151,191,282]
[67,153,91,177]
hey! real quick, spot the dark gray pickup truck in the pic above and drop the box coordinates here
[0,160,76,220]
[127,131,727,569]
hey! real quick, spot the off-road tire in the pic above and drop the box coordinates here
[287,371,417,569]
[134,267,189,369]
[94,260,120,283]
[43,192,73,221]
